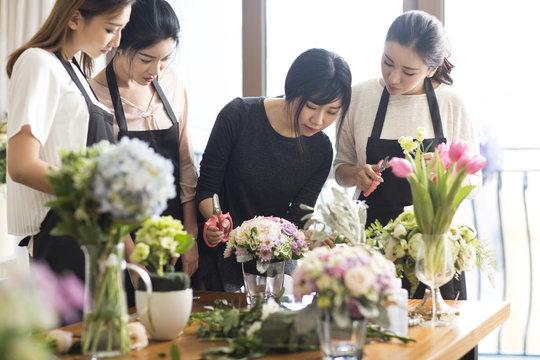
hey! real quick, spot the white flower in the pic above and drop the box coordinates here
[246,321,262,338]
[393,224,407,238]
[261,298,280,320]
[160,236,176,251]
[46,330,73,354]
[128,322,149,350]
[343,266,375,297]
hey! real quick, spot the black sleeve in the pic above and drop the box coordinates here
[285,139,333,227]
[195,98,242,206]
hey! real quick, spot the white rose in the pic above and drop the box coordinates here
[393,224,407,238]
[343,267,375,297]
[46,329,73,354]
[246,321,262,338]
[128,321,149,351]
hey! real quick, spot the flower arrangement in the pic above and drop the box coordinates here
[292,245,401,328]
[301,187,368,246]
[131,215,194,290]
[224,216,308,273]
[46,137,176,355]
[389,128,486,235]
[0,262,84,359]
[366,207,496,296]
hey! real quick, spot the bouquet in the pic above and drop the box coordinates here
[131,215,194,291]
[224,216,309,273]
[366,207,496,296]
[292,245,401,328]
[301,187,367,246]
[46,137,176,355]
[389,128,486,235]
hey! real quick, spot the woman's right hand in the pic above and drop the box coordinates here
[204,219,231,246]
[355,164,384,192]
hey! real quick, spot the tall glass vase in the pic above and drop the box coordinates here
[415,233,455,327]
[81,242,130,357]
[242,260,285,304]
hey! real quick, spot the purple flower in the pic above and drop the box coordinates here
[347,299,363,320]
[281,222,297,236]
[329,265,347,278]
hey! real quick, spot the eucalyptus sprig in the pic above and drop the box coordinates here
[301,187,367,246]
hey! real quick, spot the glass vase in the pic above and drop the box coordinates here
[317,309,367,360]
[241,260,285,304]
[413,287,458,317]
[415,233,455,327]
[81,243,131,357]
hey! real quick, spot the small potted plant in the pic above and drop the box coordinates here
[131,215,194,340]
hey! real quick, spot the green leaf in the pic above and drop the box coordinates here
[170,344,181,360]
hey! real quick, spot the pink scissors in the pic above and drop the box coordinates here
[203,193,233,248]
[364,156,389,197]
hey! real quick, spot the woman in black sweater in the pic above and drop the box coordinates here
[196,48,352,291]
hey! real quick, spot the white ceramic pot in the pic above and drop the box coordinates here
[135,288,193,341]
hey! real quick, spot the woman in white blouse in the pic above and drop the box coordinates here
[6,0,133,281]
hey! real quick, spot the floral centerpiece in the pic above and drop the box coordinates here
[366,207,496,296]
[224,216,308,273]
[292,245,400,328]
[130,215,195,340]
[46,137,176,356]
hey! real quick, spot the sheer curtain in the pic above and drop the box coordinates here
[0,0,54,276]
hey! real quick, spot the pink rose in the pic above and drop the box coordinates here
[449,139,468,162]
[389,157,413,178]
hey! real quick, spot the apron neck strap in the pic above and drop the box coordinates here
[106,59,129,132]
[371,78,444,139]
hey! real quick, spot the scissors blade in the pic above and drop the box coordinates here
[379,156,389,172]
[212,193,222,215]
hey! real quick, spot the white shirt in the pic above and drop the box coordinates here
[334,78,482,199]
[7,48,106,236]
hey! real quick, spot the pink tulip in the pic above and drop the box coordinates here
[390,157,413,178]
[465,154,487,174]
[436,143,451,170]
[449,140,468,162]
[456,153,471,171]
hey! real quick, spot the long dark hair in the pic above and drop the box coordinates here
[6,0,134,78]
[284,48,352,150]
[116,0,180,61]
[386,10,454,85]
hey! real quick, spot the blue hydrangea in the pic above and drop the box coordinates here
[92,137,176,222]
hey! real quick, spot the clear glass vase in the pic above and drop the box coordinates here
[412,287,458,317]
[415,233,455,327]
[241,260,285,303]
[317,309,367,360]
[81,242,131,357]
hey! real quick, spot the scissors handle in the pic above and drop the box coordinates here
[203,212,233,248]
[364,159,385,197]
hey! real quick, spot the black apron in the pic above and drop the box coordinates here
[23,55,115,282]
[361,78,466,300]
[105,61,184,271]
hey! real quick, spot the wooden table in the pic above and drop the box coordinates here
[59,291,510,360]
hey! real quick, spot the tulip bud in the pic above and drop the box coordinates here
[465,154,487,174]
[449,139,468,162]
[389,157,413,178]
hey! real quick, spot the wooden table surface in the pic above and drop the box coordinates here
[59,290,510,360]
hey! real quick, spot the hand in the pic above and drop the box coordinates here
[304,230,336,250]
[181,242,199,276]
[205,219,230,246]
[355,164,384,192]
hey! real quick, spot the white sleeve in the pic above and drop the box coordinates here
[8,49,62,145]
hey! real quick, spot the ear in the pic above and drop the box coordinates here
[427,66,438,78]
[68,10,82,31]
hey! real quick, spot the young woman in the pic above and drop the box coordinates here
[6,0,134,280]
[90,0,199,277]
[196,48,352,291]
[334,10,481,300]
